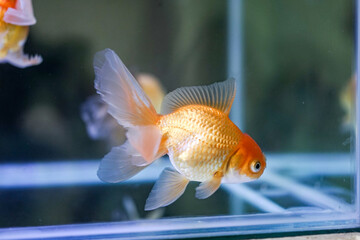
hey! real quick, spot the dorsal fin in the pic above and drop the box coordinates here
[161,78,236,115]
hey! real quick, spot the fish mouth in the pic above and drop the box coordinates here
[222,167,254,184]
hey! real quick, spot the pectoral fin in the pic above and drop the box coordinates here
[145,168,189,211]
[4,0,36,26]
[195,176,222,199]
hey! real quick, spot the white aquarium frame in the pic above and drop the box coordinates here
[0,153,357,239]
[0,0,359,239]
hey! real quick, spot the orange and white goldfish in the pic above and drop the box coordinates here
[0,0,42,68]
[81,73,165,147]
[94,49,266,210]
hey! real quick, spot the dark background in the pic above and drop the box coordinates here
[0,0,355,161]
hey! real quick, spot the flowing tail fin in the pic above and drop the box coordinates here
[94,48,159,127]
[94,49,164,182]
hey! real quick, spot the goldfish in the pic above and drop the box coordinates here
[0,0,42,68]
[81,73,165,147]
[136,73,165,113]
[94,49,266,211]
[339,75,356,131]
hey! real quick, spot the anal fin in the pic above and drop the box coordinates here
[97,141,147,183]
[145,168,189,211]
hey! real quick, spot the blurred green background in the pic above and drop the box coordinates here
[0,0,355,161]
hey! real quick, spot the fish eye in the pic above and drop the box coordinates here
[251,160,261,173]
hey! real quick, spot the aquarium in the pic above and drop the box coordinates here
[0,0,358,239]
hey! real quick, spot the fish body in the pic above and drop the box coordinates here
[0,0,24,53]
[0,0,42,68]
[158,105,241,182]
[94,49,266,210]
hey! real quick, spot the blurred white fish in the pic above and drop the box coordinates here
[0,0,42,68]
[81,73,165,146]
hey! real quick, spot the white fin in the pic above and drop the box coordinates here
[145,168,189,211]
[97,141,148,183]
[161,78,236,115]
[4,51,42,68]
[195,177,222,199]
[4,0,36,26]
[126,126,162,163]
[94,49,158,127]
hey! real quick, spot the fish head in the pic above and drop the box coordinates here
[224,134,266,183]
